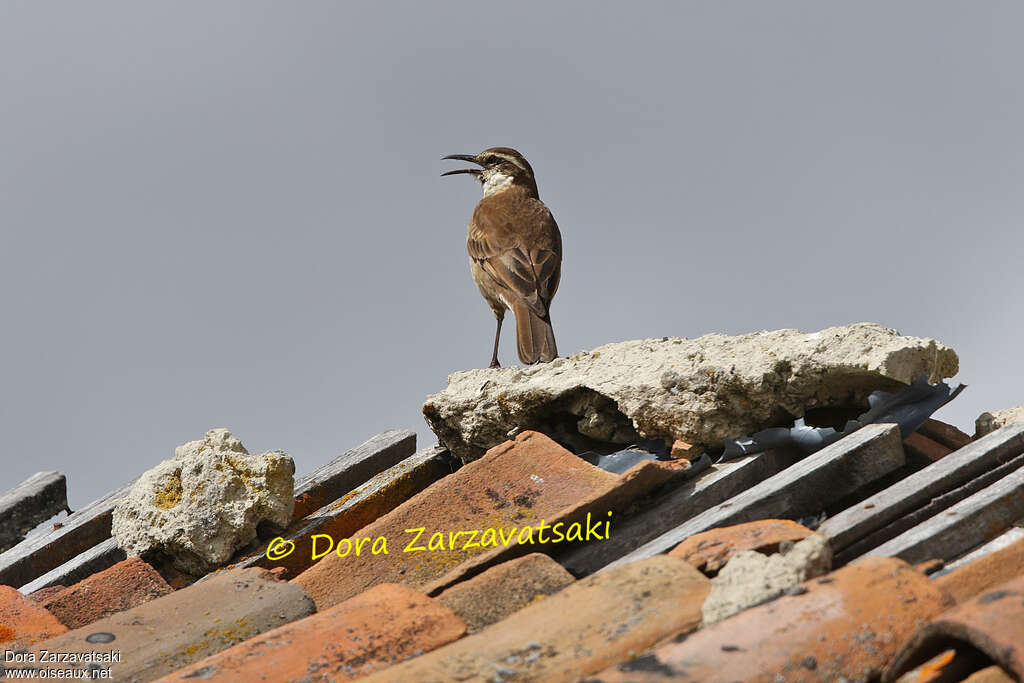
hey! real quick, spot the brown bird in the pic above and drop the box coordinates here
[442,147,562,368]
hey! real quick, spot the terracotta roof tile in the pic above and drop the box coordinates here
[670,440,704,460]
[933,536,1024,604]
[26,584,66,604]
[5,387,1016,682]
[437,553,574,633]
[885,575,1024,681]
[363,555,709,683]
[963,666,1017,683]
[667,519,814,574]
[5,567,315,680]
[918,418,973,451]
[913,558,945,575]
[0,584,67,649]
[158,583,465,681]
[700,533,831,624]
[904,432,952,463]
[36,557,171,629]
[594,557,951,682]
[292,431,681,610]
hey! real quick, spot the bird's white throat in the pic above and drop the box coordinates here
[482,170,515,196]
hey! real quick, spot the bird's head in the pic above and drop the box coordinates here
[442,147,538,197]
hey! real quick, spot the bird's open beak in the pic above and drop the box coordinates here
[441,154,482,177]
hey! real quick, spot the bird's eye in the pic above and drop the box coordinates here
[485,155,500,165]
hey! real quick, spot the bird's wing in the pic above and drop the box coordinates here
[468,202,561,318]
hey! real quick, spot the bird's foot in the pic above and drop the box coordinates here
[489,360,501,369]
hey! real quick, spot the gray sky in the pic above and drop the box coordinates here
[2,2,1022,508]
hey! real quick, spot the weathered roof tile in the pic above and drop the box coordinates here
[885,575,1024,681]
[362,555,709,683]
[933,536,1024,605]
[26,584,66,604]
[904,432,952,463]
[0,584,67,649]
[918,418,972,451]
[963,666,1017,683]
[292,431,680,609]
[437,552,574,633]
[158,583,465,681]
[670,440,704,460]
[36,557,172,629]
[700,533,831,624]
[667,519,814,574]
[594,557,951,682]
[6,568,315,681]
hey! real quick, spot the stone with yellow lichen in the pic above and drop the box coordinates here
[111,428,294,575]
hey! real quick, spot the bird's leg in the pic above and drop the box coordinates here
[490,313,504,369]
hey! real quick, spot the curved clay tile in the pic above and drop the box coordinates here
[885,575,1024,681]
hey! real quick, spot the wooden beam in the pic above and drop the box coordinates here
[818,423,1024,554]
[865,465,1024,564]
[834,452,1024,564]
[604,423,906,570]
[0,483,131,589]
[291,429,416,520]
[0,472,68,553]
[18,537,125,594]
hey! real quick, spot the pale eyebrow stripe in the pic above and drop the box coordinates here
[492,152,527,171]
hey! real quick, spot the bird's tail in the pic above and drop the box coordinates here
[512,300,558,364]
